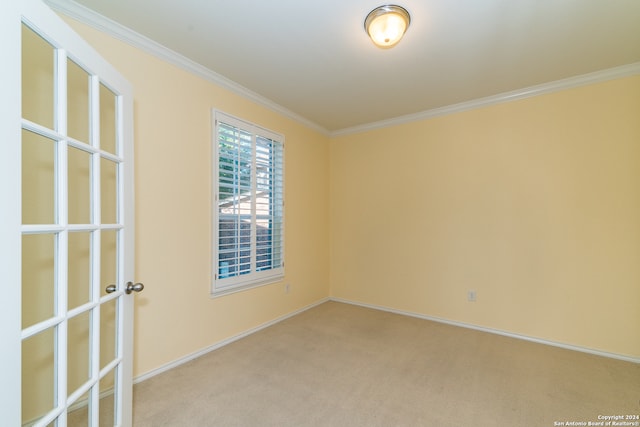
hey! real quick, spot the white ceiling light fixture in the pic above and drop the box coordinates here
[364,4,411,48]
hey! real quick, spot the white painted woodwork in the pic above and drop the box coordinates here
[2,0,135,425]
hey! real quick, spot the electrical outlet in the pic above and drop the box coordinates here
[285,283,291,294]
[467,290,476,302]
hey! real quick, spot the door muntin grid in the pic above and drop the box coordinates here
[21,19,128,427]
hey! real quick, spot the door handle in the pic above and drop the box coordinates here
[105,282,144,294]
[125,281,144,294]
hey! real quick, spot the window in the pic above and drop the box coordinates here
[212,111,284,296]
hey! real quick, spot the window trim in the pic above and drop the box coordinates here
[211,110,284,297]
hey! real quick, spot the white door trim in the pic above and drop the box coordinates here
[0,1,23,425]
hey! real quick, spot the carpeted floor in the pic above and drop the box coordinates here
[127,301,639,426]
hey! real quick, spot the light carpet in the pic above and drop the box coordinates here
[80,301,640,426]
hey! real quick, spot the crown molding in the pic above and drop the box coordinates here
[43,0,640,138]
[44,0,330,136]
[331,61,640,137]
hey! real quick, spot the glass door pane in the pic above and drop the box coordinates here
[100,83,117,155]
[22,23,54,129]
[68,311,91,395]
[67,59,90,144]
[22,129,56,225]
[99,370,116,426]
[22,327,55,425]
[68,232,92,310]
[22,233,55,329]
[100,298,118,370]
[68,147,92,225]
[67,388,91,426]
[101,158,118,224]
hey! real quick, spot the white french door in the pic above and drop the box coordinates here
[1,0,136,426]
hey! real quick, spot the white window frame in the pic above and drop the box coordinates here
[212,110,284,296]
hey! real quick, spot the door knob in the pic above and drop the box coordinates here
[105,284,117,293]
[125,281,144,294]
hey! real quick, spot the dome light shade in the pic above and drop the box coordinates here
[365,5,411,48]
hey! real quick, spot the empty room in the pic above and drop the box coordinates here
[3,0,640,426]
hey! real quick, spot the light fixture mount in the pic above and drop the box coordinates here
[364,4,411,48]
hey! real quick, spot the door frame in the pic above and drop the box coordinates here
[0,1,23,425]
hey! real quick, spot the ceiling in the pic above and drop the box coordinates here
[49,0,640,133]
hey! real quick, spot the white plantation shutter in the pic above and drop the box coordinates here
[213,112,284,295]
[217,123,253,278]
[255,135,284,271]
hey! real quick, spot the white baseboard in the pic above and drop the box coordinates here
[134,297,330,384]
[133,294,637,387]
[330,297,640,364]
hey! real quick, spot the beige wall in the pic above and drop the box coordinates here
[63,16,639,380]
[64,19,331,377]
[330,76,640,358]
